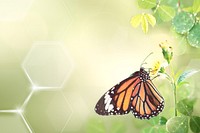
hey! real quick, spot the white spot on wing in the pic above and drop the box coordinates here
[108,104,114,112]
[104,91,114,112]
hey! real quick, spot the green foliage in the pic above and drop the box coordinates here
[130,13,156,33]
[131,0,176,32]
[177,98,196,116]
[126,1,200,132]
[131,0,200,49]
[190,116,200,133]
[166,116,189,133]
[157,5,176,22]
[172,12,195,34]
[138,0,157,9]
[187,24,200,48]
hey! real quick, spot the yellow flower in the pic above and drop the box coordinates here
[150,60,168,75]
[151,61,161,75]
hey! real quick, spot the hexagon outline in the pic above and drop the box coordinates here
[0,109,33,133]
[60,91,73,133]
[22,41,74,90]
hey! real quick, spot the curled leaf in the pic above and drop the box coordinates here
[177,69,199,85]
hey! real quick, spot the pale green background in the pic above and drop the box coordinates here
[0,0,199,133]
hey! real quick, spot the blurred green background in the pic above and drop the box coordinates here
[0,0,200,133]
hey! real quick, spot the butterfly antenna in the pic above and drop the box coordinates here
[140,52,153,68]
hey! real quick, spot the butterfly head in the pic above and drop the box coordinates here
[139,67,150,81]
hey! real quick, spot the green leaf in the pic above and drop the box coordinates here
[138,0,157,9]
[159,117,168,125]
[177,98,196,116]
[141,14,149,33]
[149,116,168,126]
[190,116,200,133]
[160,0,179,8]
[145,14,156,27]
[187,24,200,48]
[166,116,189,133]
[172,12,195,34]
[110,122,126,133]
[177,81,189,87]
[193,0,200,13]
[130,14,143,28]
[157,5,176,22]
[153,10,163,24]
[86,118,106,133]
[177,69,199,85]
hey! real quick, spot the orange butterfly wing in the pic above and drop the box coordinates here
[131,79,164,119]
[95,71,140,115]
[95,68,164,119]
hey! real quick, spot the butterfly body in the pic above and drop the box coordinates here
[95,68,164,119]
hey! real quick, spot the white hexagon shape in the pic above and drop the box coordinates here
[61,92,89,132]
[23,91,72,133]
[23,42,73,89]
[0,112,30,133]
[0,0,34,21]
[0,66,31,109]
[47,92,73,133]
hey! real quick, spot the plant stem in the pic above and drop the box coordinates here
[177,0,181,12]
[178,0,180,7]
[164,72,177,116]
[173,82,177,116]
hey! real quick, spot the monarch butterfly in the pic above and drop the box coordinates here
[95,54,164,119]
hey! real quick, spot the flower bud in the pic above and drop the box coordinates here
[159,41,173,64]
